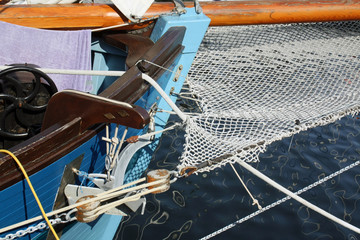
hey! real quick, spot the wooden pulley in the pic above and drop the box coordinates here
[146,169,171,194]
[75,195,101,223]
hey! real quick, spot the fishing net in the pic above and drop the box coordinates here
[178,21,360,173]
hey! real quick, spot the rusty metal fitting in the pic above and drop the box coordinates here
[179,166,198,177]
[146,169,171,194]
[75,195,100,223]
[126,135,139,143]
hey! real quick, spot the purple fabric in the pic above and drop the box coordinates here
[0,21,92,92]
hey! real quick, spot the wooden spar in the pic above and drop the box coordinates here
[204,0,360,26]
[0,1,360,30]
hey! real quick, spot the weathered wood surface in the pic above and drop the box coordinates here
[0,1,360,30]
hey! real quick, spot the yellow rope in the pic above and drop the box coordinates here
[0,149,60,240]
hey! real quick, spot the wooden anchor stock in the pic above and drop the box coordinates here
[41,90,150,132]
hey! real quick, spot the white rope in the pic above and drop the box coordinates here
[0,177,165,234]
[157,109,201,117]
[113,127,128,165]
[101,126,128,179]
[229,163,262,210]
[200,160,360,240]
[85,185,167,220]
[0,65,125,77]
[136,123,181,141]
[102,126,128,163]
[105,125,110,156]
[139,59,188,80]
[177,92,196,96]
[237,160,360,234]
[288,135,294,152]
[142,73,188,122]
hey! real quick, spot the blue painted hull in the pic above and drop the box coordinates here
[0,8,210,240]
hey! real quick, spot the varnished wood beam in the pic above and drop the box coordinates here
[0,1,360,30]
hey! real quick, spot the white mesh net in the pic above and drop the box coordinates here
[179,21,360,173]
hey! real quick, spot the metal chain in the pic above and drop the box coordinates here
[200,160,360,240]
[1,209,77,240]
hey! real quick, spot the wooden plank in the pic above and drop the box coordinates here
[0,1,360,30]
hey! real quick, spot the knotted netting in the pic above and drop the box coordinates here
[178,21,360,173]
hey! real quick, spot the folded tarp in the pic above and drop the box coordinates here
[0,21,92,92]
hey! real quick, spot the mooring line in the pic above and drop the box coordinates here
[200,160,360,239]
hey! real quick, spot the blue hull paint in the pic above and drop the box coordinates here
[0,8,210,240]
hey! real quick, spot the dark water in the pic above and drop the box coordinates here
[115,101,360,240]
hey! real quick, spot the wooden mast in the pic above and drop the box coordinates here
[0,1,359,30]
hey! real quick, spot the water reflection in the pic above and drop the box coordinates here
[115,108,360,240]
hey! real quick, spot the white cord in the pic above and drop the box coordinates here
[0,65,125,77]
[237,160,360,234]
[230,163,262,210]
[141,73,188,122]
